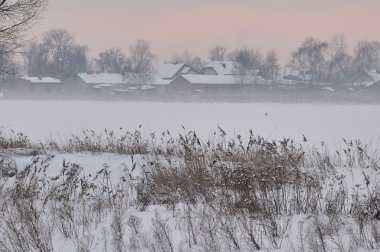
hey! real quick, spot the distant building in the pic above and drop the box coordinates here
[203,61,265,84]
[151,63,202,94]
[348,71,375,87]
[366,80,380,91]
[77,73,124,86]
[154,63,202,80]
[166,74,257,95]
[66,73,126,96]
[202,61,240,75]
[12,77,63,96]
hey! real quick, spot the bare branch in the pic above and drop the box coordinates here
[0,0,47,54]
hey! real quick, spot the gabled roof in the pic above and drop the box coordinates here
[203,61,240,75]
[155,63,202,79]
[77,73,124,85]
[21,77,61,84]
[176,74,239,85]
[366,69,380,83]
[322,86,335,92]
[181,66,191,74]
[367,80,380,88]
[155,63,185,79]
[348,69,380,87]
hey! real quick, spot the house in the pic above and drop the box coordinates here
[150,63,202,94]
[77,73,125,87]
[66,73,127,96]
[203,61,265,84]
[348,70,380,87]
[366,80,380,91]
[166,74,253,95]
[113,84,158,97]
[12,77,63,96]
[155,63,202,80]
[246,70,265,84]
[202,61,240,75]
[349,72,373,86]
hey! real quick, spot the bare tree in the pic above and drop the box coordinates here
[170,51,204,69]
[0,46,19,80]
[288,49,308,82]
[326,34,351,84]
[228,47,263,84]
[262,50,280,84]
[127,39,156,88]
[24,42,49,76]
[229,47,263,70]
[96,48,129,73]
[24,29,88,78]
[209,46,227,61]
[43,29,75,77]
[0,0,47,55]
[64,44,88,77]
[353,40,380,71]
[289,37,328,82]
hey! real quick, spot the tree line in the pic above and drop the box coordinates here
[2,10,380,85]
[24,29,280,83]
[1,27,379,85]
[12,30,380,85]
[24,29,380,82]
[1,0,380,85]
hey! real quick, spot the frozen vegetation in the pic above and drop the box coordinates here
[0,123,380,251]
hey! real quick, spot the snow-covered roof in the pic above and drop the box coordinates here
[77,73,124,85]
[365,69,380,87]
[155,63,185,79]
[366,80,380,88]
[366,69,380,81]
[203,61,239,75]
[181,67,191,74]
[21,77,61,84]
[322,86,335,92]
[179,75,239,85]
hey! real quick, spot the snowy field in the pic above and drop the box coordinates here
[1,100,380,146]
[1,100,380,251]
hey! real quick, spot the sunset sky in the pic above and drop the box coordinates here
[34,0,380,63]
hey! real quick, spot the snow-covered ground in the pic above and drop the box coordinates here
[1,100,380,146]
[1,100,380,251]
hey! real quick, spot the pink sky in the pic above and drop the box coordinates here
[33,0,380,63]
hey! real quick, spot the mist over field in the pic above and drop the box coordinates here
[1,100,380,146]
